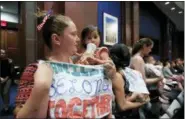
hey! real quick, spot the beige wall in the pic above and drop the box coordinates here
[65,2,98,38]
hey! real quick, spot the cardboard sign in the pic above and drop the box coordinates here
[47,62,113,118]
[121,67,149,94]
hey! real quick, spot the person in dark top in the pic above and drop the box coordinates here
[170,61,179,74]
[174,58,184,74]
[110,44,150,118]
[0,49,12,115]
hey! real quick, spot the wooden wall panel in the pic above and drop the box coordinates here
[1,30,19,64]
[65,2,98,39]
[132,1,139,45]
[122,1,139,46]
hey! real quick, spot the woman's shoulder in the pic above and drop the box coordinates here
[131,55,143,61]
[112,72,125,87]
[130,55,144,67]
[34,60,53,82]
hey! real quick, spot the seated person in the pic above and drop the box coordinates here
[144,56,175,104]
[109,44,150,102]
[144,56,175,87]
[0,49,12,115]
[109,44,150,118]
[170,61,179,74]
[162,61,184,83]
[174,58,184,74]
[144,56,162,77]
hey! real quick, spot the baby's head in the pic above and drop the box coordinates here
[81,25,101,48]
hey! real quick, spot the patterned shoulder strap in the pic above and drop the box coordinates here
[15,62,38,106]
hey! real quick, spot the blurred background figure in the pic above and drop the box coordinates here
[0,49,13,115]
[174,58,184,74]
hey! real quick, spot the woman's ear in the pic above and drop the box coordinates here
[51,33,60,46]
[142,44,146,48]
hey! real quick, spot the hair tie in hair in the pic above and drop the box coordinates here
[137,40,141,43]
[37,8,53,31]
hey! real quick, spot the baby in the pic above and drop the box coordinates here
[73,25,116,80]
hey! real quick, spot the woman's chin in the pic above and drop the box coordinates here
[72,50,77,56]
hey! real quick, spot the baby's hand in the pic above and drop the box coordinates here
[103,61,117,79]
[135,94,150,103]
[86,57,106,64]
[81,53,94,62]
[77,56,107,65]
[143,96,150,103]
[76,52,94,65]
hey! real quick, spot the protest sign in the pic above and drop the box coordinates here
[121,67,149,94]
[47,62,113,118]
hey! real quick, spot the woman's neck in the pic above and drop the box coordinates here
[47,50,71,63]
[136,51,144,57]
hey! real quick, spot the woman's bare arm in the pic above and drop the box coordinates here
[131,56,162,85]
[112,72,149,111]
[16,63,53,118]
